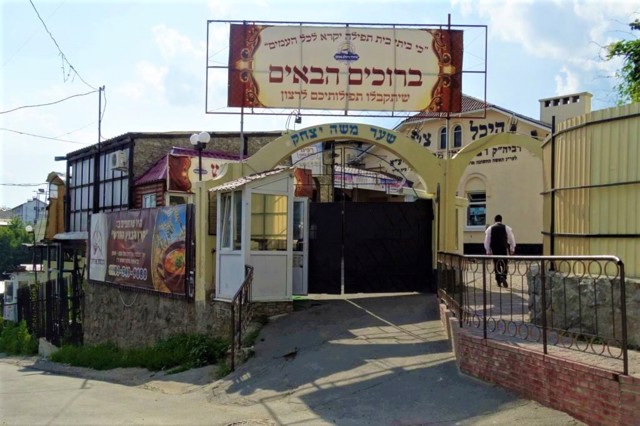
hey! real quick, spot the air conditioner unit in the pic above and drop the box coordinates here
[110,151,128,171]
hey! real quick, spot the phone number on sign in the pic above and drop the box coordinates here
[108,265,148,281]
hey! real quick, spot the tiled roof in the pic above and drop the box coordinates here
[134,156,167,186]
[134,147,241,186]
[397,94,550,129]
[399,94,491,124]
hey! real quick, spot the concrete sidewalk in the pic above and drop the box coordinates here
[1,293,583,425]
[207,292,582,425]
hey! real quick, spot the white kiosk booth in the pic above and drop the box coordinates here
[211,168,309,301]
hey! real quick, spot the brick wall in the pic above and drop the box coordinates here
[441,303,640,426]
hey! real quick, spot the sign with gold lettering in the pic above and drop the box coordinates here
[228,24,462,113]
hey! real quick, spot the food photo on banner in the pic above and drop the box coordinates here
[89,205,191,295]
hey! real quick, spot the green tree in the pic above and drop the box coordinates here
[606,20,640,104]
[0,217,32,279]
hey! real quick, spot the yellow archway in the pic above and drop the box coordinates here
[449,132,543,186]
[244,122,444,189]
[440,132,543,252]
[192,124,543,300]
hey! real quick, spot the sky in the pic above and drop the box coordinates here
[1,0,638,209]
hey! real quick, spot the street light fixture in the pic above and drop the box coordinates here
[25,225,37,286]
[190,131,211,181]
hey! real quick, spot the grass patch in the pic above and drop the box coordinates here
[242,329,261,348]
[215,360,232,379]
[0,320,38,356]
[50,334,229,373]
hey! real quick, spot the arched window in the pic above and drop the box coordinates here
[453,125,462,148]
[439,127,447,150]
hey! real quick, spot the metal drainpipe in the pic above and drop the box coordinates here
[550,116,556,256]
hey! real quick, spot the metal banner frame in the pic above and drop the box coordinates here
[206,18,488,120]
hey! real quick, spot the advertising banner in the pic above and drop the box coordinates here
[89,213,108,282]
[334,167,404,194]
[228,24,462,112]
[88,206,190,295]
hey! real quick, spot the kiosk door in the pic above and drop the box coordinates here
[292,198,309,295]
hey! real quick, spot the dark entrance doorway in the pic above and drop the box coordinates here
[309,200,433,294]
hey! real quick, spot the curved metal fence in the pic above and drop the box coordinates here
[437,252,630,375]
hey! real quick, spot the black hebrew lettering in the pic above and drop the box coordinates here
[470,121,479,140]
[423,133,431,147]
[468,121,508,140]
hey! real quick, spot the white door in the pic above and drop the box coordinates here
[292,198,309,295]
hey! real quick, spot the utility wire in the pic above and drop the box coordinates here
[28,0,97,91]
[54,121,97,138]
[0,128,89,145]
[0,183,47,187]
[2,1,65,68]
[0,90,96,114]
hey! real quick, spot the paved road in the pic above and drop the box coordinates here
[1,293,582,425]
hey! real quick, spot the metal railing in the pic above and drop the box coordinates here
[437,252,630,375]
[13,277,84,347]
[229,265,254,371]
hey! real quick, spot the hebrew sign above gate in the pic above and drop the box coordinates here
[228,23,462,113]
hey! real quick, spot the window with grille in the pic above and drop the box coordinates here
[467,192,486,227]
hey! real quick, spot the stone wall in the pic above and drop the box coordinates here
[527,265,640,348]
[84,282,232,348]
[83,282,293,348]
[252,301,293,319]
[130,132,281,180]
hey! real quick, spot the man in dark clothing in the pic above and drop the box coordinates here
[484,214,516,287]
